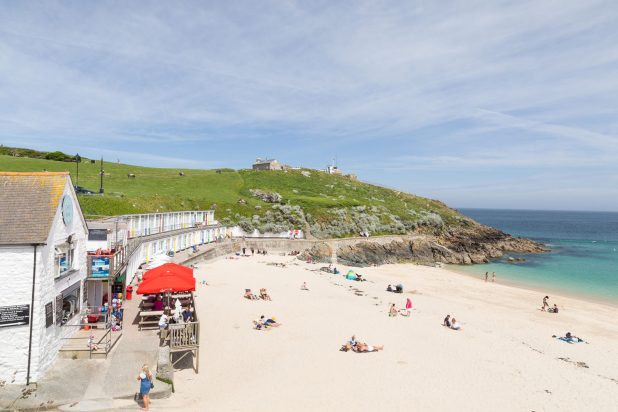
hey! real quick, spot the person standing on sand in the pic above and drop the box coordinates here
[491,272,496,282]
[251,248,255,256]
[484,272,489,282]
[542,296,550,311]
[405,298,412,310]
[137,364,153,410]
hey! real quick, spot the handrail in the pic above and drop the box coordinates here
[169,321,199,348]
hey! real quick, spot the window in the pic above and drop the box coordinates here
[55,241,75,279]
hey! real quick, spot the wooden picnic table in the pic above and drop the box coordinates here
[138,310,164,331]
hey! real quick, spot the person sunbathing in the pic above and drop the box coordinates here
[244,289,258,300]
[260,315,281,327]
[389,303,398,317]
[260,288,272,300]
[554,332,587,344]
[354,342,384,353]
[253,318,269,330]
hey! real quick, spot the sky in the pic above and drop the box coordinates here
[1,1,617,211]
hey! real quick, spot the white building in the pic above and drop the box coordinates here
[0,172,88,385]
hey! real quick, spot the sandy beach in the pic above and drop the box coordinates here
[134,253,618,412]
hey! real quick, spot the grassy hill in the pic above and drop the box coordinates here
[0,153,473,238]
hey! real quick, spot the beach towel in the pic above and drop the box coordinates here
[556,336,587,344]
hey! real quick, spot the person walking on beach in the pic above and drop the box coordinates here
[137,364,153,410]
[491,272,496,282]
[484,272,489,282]
[542,296,550,311]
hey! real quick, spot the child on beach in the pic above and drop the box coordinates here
[450,318,461,330]
[443,314,451,327]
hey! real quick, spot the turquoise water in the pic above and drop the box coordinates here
[452,209,618,304]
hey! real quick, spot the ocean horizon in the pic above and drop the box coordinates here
[453,208,618,305]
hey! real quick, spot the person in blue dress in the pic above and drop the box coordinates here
[137,364,153,410]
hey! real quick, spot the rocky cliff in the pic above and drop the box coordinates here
[299,225,547,267]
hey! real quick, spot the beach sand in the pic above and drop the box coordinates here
[138,254,618,411]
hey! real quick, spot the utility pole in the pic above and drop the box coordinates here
[99,157,104,194]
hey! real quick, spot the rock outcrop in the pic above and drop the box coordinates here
[299,243,332,263]
[298,225,547,267]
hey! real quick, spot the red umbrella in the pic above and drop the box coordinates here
[142,263,193,281]
[137,272,196,294]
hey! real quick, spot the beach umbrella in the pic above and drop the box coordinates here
[136,272,196,294]
[142,263,193,281]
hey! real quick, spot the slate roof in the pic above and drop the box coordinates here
[0,172,69,245]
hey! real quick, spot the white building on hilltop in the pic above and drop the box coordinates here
[0,172,88,385]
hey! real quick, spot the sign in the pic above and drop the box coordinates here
[55,294,64,325]
[0,304,30,328]
[45,302,54,328]
[88,229,108,241]
[91,256,110,278]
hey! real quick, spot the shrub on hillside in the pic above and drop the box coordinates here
[44,151,74,162]
[249,189,282,203]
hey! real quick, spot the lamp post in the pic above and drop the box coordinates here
[75,153,81,189]
[99,157,104,194]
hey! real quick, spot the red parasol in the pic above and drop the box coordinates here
[137,272,196,294]
[142,263,193,281]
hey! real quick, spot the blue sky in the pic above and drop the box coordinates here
[1,1,617,211]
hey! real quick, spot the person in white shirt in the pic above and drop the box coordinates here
[450,318,461,330]
[158,312,169,330]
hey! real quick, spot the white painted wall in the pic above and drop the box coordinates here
[0,179,88,384]
[0,246,37,385]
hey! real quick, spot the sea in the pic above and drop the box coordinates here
[452,209,618,305]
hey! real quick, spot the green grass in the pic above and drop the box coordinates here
[0,154,470,236]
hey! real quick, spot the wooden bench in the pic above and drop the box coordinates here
[138,310,164,330]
